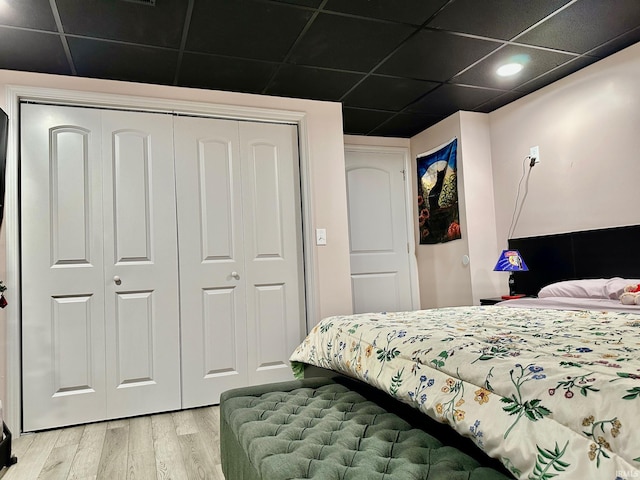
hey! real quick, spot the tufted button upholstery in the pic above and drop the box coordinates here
[220,377,510,480]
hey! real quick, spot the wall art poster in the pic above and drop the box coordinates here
[417,138,461,244]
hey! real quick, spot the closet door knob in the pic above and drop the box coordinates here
[231,271,240,280]
[113,276,122,285]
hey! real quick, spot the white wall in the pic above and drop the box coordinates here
[3,38,640,425]
[459,112,502,302]
[343,134,410,149]
[405,41,640,308]
[0,70,354,413]
[410,112,502,307]
[489,41,640,242]
[411,113,473,308]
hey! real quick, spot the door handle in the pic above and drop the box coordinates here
[231,271,240,280]
[113,276,122,285]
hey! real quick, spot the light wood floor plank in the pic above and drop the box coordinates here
[127,417,153,454]
[37,444,77,480]
[55,426,85,449]
[126,417,156,480]
[67,422,107,480]
[151,413,189,480]
[106,419,128,430]
[171,410,199,436]
[95,426,129,480]
[1,408,225,480]
[191,407,220,464]
[10,433,35,460]
[2,430,60,480]
[125,450,156,480]
[213,464,225,480]
[177,433,217,480]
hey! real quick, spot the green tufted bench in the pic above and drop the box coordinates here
[220,376,512,480]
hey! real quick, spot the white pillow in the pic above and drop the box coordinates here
[604,278,640,299]
[538,278,640,299]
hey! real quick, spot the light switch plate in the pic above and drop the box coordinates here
[316,228,327,246]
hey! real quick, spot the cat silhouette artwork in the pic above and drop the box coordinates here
[425,167,450,242]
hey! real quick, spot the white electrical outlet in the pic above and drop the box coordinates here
[530,145,540,164]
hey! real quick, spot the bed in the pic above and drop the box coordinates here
[289,226,640,479]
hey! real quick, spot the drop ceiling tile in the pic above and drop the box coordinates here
[186,0,312,61]
[588,26,640,58]
[516,0,640,54]
[0,0,633,138]
[453,44,576,90]
[0,0,57,31]
[406,83,507,116]
[179,53,278,94]
[57,0,188,48]
[287,13,416,71]
[427,0,571,40]
[377,29,500,82]
[68,37,178,85]
[474,91,526,113]
[515,55,599,94]
[324,0,449,26]
[343,75,439,111]
[0,27,71,75]
[342,107,396,136]
[272,0,323,7]
[369,112,443,138]
[265,65,363,101]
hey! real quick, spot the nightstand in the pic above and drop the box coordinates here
[480,297,506,305]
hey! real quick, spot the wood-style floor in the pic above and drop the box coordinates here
[0,406,225,480]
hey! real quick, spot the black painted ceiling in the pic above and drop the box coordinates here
[1,0,639,137]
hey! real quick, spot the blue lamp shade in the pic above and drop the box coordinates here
[493,250,529,272]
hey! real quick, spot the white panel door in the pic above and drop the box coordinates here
[21,104,107,431]
[21,105,181,430]
[346,149,414,313]
[239,122,305,386]
[176,118,305,407]
[101,110,181,418]
[22,105,304,425]
[174,116,248,408]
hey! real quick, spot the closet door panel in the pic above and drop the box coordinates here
[253,284,287,369]
[115,291,155,385]
[51,296,94,393]
[250,144,284,257]
[239,122,305,385]
[202,287,239,375]
[21,104,107,431]
[111,130,153,261]
[199,139,236,259]
[102,110,181,418]
[174,116,248,408]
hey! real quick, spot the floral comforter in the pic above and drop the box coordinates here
[289,306,640,479]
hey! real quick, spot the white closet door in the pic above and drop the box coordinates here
[101,110,181,418]
[239,121,305,385]
[175,118,305,407]
[174,116,248,408]
[21,104,107,431]
[21,105,181,431]
[346,149,414,313]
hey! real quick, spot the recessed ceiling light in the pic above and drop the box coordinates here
[496,63,523,77]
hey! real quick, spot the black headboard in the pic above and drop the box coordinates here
[508,225,640,296]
